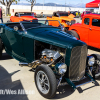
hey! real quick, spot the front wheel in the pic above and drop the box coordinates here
[91,54,100,78]
[34,65,57,99]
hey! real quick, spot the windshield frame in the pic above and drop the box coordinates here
[19,20,62,33]
[58,13,69,16]
[18,12,34,17]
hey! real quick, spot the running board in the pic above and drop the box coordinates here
[76,80,94,88]
[65,73,95,90]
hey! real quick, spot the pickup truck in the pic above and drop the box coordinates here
[46,11,75,32]
[68,14,100,49]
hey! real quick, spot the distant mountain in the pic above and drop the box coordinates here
[12,2,30,5]
[72,3,85,8]
[12,2,85,8]
[35,3,71,7]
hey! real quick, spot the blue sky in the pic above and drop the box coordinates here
[35,0,93,4]
[21,0,93,5]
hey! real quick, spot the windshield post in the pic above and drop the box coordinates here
[19,21,27,34]
[58,21,64,31]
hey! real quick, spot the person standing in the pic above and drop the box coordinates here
[11,9,14,16]
[0,7,3,23]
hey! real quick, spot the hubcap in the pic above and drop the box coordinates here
[36,71,50,94]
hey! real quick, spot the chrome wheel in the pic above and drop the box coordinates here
[36,71,50,94]
[35,65,57,98]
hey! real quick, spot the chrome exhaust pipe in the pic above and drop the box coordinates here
[19,62,29,66]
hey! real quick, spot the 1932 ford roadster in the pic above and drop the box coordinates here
[0,20,100,99]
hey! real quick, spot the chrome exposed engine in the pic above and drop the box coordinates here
[41,49,64,64]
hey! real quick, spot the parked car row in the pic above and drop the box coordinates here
[46,11,75,31]
[70,11,81,18]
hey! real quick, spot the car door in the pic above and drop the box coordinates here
[88,18,100,48]
[4,26,25,60]
[79,17,90,44]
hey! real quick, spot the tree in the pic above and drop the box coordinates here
[27,0,36,12]
[0,0,19,15]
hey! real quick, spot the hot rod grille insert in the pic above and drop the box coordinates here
[71,20,75,25]
[69,45,87,81]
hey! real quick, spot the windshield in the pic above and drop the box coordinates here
[86,12,91,14]
[19,12,34,16]
[20,20,61,30]
[59,13,68,16]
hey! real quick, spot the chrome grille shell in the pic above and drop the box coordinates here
[69,45,87,81]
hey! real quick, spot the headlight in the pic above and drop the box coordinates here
[88,56,95,66]
[56,63,67,74]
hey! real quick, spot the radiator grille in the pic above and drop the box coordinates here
[71,20,75,25]
[69,45,87,81]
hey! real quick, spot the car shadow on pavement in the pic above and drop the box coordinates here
[0,53,12,60]
[53,85,74,99]
[0,65,29,100]
[53,78,100,99]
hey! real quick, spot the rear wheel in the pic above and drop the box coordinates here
[0,38,2,58]
[67,30,79,39]
[35,65,57,99]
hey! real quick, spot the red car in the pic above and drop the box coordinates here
[10,12,37,22]
[68,14,100,49]
[81,11,92,19]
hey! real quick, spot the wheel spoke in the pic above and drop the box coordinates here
[44,82,49,87]
[44,75,47,80]
[39,77,42,82]
[36,70,50,94]
[41,74,44,81]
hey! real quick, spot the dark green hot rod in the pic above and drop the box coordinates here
[0,20,100,99]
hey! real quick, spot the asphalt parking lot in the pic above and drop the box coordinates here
[0,17,100,100]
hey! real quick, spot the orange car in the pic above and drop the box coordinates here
[69,14,100,49]
[10,12,37,22]
[46,11,75,32]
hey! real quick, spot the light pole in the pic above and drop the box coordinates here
[65,0,66,11]
[43,0,45,6]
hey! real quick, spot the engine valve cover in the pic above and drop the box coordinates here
[42,49,61,60]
